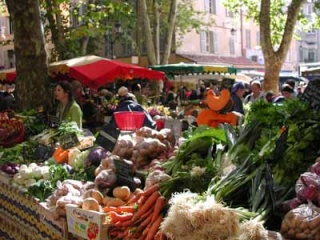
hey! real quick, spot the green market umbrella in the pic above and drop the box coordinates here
[150,62,237,78]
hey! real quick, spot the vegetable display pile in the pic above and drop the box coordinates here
[107,184,167,240]
[0,119,25,147]
[160,126,227,198]
[161,191,267,240]
[281,202,320,240]
[207,99,320,230]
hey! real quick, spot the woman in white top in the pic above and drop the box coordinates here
[243,80,265,104]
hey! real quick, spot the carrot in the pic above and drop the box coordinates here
[141,184,159,197]
[108,211,133,224]
[104,206,135,214]
[117,231,126,238]
[145,215,163,240]
[108,229,122,237]
[114,218,133,227]
[133,191,160,221]
[151,196,166,223]
[142,224,150,236]
[140,207,154,220]
[138,195,147,208]
[127,194,140,205]
[140,213,153,228]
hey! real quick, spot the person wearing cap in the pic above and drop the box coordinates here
[272,84,295,104]
[231,82,246,115]
[109,86,156,129]
[243,80,265,104]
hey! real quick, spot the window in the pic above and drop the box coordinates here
[256,31,260,46]
[307,4,313,15]
[251,55,258,62]
[245,29,251,49]
[229,37,235,55]
[200,31,217,53]
[204,0,217,14]
[308,51,315,62]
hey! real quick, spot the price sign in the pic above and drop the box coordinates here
[300,79,320,111]
[59,132,80,150]
[114,160,134,178]
[48,115,60,128]
[96,123,120,152]
[113,159,138,191]
[34,144,54,161]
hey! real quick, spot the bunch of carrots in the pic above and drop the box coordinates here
[104,184,168,240]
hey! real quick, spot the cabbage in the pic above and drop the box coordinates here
[69,149,91,170]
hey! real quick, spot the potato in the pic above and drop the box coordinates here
[133,188,143,195]
[82,197,100,211]
[112,186,131,201]
[106,197,126,207]
[82,189,104,205]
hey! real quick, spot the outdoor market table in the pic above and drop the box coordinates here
[0,174,68,240]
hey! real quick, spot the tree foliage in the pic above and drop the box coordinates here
[223,0,315,94]
[140,0,214,65]
[40,0,135,61]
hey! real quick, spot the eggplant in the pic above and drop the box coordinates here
[85,147,108,167]
[1,163,19,175]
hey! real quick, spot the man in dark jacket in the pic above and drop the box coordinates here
[110,89,156,130]
[231,82,246,115]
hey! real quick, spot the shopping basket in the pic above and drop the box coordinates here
[114,111,145,131]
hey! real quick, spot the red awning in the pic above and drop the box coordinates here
[0,68,16,83]
[68,58,165,88]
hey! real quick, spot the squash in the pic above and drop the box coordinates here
[206,89,231,112]
[197,109,238,128]
[53,146,69,164]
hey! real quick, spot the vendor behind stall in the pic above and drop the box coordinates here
[109,86,156,129]
[54,81,83,128]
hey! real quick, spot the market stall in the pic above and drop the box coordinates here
[0,55,166,88]
[49,55,165,89]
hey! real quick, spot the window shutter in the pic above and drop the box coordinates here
[213,32,218,54]
[204,0,210,12]
[229,38,235,55]
[200,31,207,52]
[210,0,217,14]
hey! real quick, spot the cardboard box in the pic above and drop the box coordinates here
[38,202,68,239]
[66,204,110,240]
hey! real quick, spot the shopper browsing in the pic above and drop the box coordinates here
[54,81,83,129]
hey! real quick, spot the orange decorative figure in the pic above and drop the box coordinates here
[197,89,238,128]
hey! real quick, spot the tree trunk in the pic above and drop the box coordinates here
[263,56,282,93]
[6,0,51,111]
[44,0,67,60]
[161,0,176,65]
[259,0,304,94]
[153,0,160,64]
[139,0,157,65]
